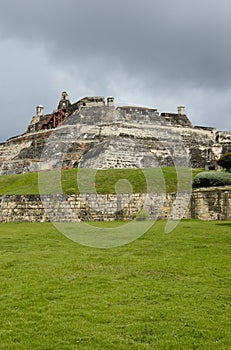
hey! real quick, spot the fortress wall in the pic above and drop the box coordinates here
[217,131,231,143]
[0,190,230,223]
[0,138,33,165]
[191,189,231,220]
[0,110,230,174]
[217,132,231,154]
[0,130,53,174]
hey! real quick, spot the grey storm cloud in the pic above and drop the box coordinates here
[0,0,231,141]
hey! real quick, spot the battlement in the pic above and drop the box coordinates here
[26,92,197,133]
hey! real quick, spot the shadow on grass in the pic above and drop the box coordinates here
[215,222,231,227]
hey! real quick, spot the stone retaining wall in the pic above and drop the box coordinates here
[0,189,230,222]
[191,189,231,220]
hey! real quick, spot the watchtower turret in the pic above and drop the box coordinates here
[58,91,71,111]
[107,96,115,107]
[177,105,185,115]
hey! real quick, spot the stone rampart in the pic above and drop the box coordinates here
[0,104,231,175]
[1,91,231,175]
[191,188,231,220]
[0,189,230,223]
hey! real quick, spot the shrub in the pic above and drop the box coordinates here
[193,171,231,188]
[217,152,231,171]
[135,210,148,221]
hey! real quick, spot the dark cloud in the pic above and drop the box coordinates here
[0,0,230,141]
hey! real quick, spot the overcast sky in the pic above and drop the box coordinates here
[0,0,231,142]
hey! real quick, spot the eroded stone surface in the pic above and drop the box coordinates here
[0,94,230,174]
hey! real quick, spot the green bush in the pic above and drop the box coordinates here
[217,152,231,171]
[135,209,148,221]
[193,171,231,188]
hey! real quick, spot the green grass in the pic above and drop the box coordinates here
[0,220,230,349]
[0,171,39,195]
[0,167,203,195]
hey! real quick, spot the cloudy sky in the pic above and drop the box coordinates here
[0,0,230,142]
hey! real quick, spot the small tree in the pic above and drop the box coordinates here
[217,152,231,171]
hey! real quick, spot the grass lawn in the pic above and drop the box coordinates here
[0,220,230,349]
[0,167,203,195]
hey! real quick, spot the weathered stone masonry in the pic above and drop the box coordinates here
[0,92,231,175]
[0,189,230,223]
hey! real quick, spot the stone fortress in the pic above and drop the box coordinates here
[0,91,231,222]
[0,91,231,175]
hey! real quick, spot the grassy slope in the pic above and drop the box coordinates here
[0,167,203,195]
[0,220,230,349]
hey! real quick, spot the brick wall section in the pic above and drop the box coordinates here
[0,190,230,222]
